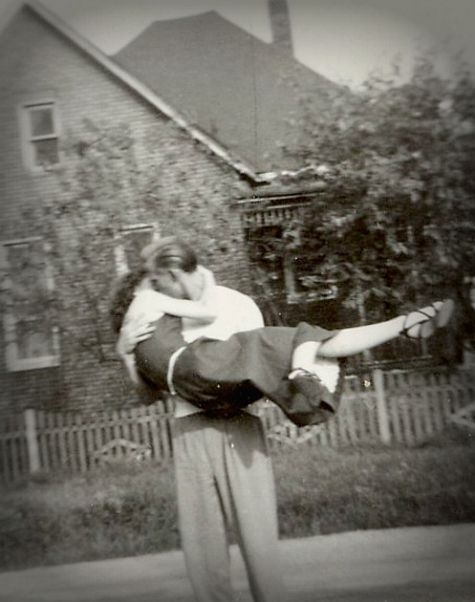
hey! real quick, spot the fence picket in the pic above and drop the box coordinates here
[57,411,67,468]
[428,374,443,431]
[0,436,8,482]
[319,422,329,446]
[36,411,49,472]
[95,413,105,466]
[337,401,350,447]
[411,391,424,442]
[419,376,434,437]
[374,369,391,444]
[344,398,358,445]
[120,408,131,444]
[66,413,78,472]
[111,411,121,458]
[75,414,87,472]
[327,417,338,448]
[389,394,402,443]
[46,412,57,471]
[130,407,140,448]
[85,414,95,470]
[159,412,170,459]
[367,394,379,439]
[399,392,414,446]
[149,409,161,460]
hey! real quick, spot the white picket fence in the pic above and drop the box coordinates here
[1,367,474,483]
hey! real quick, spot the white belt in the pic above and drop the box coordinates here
[167,346,187,396]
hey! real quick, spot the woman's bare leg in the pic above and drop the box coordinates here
[292,301,451,366]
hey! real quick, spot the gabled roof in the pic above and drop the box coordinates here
[2,1,270,183]
[114,11,344,174]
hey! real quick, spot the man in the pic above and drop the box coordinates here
[118,238,288,602]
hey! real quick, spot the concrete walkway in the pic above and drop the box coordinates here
[1,524,474,601]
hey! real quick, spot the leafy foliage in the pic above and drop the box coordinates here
[274,57,475,321]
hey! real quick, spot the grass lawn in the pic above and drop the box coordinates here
[1,427,474,571]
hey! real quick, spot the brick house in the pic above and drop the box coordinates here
[1,1,346,416]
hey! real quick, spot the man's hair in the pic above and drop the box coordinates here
[141,236,198,274]
[109,268,147,334]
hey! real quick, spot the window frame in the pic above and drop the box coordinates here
[242,204,339,305]
[284,253,339,304]
[18,100,61,173]
[1,237,60,372]
[114,223,160,275]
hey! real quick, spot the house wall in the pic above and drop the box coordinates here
[0,7,255,416]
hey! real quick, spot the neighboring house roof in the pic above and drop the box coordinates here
[114,11,344,174]
[2,1,270,183]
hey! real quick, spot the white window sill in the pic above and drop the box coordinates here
[26,162,62,176]
[6,355,61,372]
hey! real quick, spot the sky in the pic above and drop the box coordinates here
[0,0,474,88]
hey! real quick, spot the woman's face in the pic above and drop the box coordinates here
[149,269,186,299]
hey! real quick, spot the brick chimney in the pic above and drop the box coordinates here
[268,0,293,56]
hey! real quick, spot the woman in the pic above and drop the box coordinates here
[111,240,454,427]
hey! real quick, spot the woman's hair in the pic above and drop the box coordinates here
[109,238,198,334]
[141,236,198,273]
[109,268,147,334]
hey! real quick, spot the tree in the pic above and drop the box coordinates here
[259,56,475,326]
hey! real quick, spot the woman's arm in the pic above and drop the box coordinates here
[133,291,217,320]
[133,284,217,322]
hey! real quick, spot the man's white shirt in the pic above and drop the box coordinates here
[175,285,264,417]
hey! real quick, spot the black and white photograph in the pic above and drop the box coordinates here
[0,1,474,600]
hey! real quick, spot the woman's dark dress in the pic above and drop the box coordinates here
[135,314,344,427]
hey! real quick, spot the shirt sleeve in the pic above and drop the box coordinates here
[181,286,264,341]
[124,292,165,324]
[233,295,264,331]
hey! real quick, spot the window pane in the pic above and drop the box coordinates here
[7,241,47,302]
[246,225,285,295]
[16,319,54,359]
[292,254,338,299]
[123,229,154,272]
[30,107,54,137]
[33,139,59,167]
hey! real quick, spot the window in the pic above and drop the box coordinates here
[20,101,60,171]
[1,238,59,371]
[245,224,338,305]
[246,225,285,298]
[284,254,338,304]
[114,224,160,275]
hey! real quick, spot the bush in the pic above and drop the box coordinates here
[273,439,475,538]
[0,460,178,570]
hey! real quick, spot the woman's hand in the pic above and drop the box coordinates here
[116,316,156,358]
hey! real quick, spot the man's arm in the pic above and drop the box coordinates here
[231,294,265,332]
[180,286,264,342]
[130,289,217,322]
